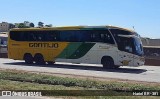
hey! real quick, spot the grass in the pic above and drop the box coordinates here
[0,69,160,91]
[0,79,83,90]
[0,69,160,98]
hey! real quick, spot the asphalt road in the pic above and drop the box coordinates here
[0,58,160,83]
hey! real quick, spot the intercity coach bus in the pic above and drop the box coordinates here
[8,26,145,69]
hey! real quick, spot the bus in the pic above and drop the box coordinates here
[0,32,8,53]
[8,26,145,69]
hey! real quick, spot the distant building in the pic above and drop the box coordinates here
[141,38,160,46]
[0,22,15,32]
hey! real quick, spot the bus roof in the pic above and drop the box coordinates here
[10,25,135,33]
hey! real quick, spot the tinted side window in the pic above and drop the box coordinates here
[21,31,45,41]
[59,30,92,42]
[91,30,115,44]
[10,30,114,44]
[110,29,133,44]
[75,30,91,42]
[91,31,102,42]
[46,31,59,41]
[103,31,115,44]
[59,30,114,44]
[27,31,37,41]
[10,31,40,41]
[10,31,22,41]
[110,29,132,37]
[60,31,76,42]
[10,31,60,41]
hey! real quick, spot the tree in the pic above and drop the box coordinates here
[38,22,44,27]
[45,24,52,27]
[18,23,26,28]
[30,23,35,27]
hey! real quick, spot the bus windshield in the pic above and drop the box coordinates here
[133,37,144,56]
[116,36,143,56]
[110,29,144,56]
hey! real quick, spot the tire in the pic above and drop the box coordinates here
[47,61,55,65]
[102,57,115,69]
[34,54,45,65]
[24,54,33,64]
[114,65,120,69]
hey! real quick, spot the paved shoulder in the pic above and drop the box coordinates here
[0,58,160,83]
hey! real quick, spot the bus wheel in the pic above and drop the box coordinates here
[24,54,33,64]
[102,57,114,69]
[114,65,120,69]
[47,61,55,65]
[34,54,45,65]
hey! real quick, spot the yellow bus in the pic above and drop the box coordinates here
[8,26,145,69]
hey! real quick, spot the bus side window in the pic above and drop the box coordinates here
[60,30,76,42]
[103,31,115,44]
[69,31,76,42]
[37,34,44,41]
[90,30,115,44]
[91,31,102,42]
[74,31,81,42]
[76,30,91,42]
[37,31,46,41]
[22,31,29,41]
[27,32,36,41]
[10,31,25,41]
[46,31,59,41]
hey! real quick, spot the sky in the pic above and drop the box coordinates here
[0,0,160,38]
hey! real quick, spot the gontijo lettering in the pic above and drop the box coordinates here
[29,43,58,48]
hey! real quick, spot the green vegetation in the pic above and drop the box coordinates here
[0,69,160,91]
[17,23,30,28]
[0,79,82,90]
[0,69,160,98]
